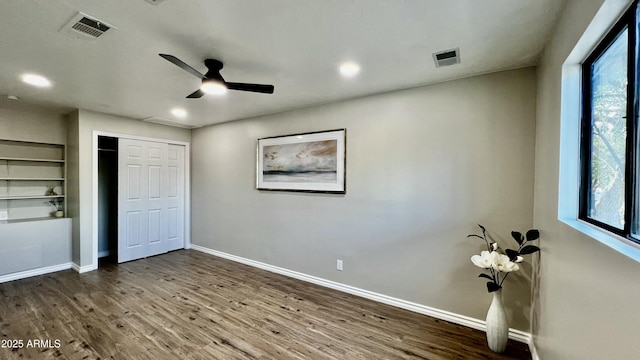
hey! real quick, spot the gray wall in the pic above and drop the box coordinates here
[67,111,80,264]
[0,102,67,144]
[533,0,640,358]
[192,68,537,331]
[0,218,71,275]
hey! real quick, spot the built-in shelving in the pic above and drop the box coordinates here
[0,195,65,200]
[0,177,65,181]
[0,139,66,221]
[0,216,65,224]
[0,157,65,163]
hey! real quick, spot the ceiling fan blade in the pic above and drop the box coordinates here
[159,54,205,80]
[227,82,274,94]
[186,89,205,98]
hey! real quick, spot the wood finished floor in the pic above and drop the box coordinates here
[0,250,530,359]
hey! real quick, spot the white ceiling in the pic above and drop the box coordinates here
[0,0,566,128]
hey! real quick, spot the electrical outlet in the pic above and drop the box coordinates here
[0,210,7,221]
[336,259,343,271]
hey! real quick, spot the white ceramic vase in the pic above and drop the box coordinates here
[54,210,64,218]
[486,288,508,353]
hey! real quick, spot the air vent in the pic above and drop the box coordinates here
[142,117,200,129]
[433,48,461,68]
[60,13,116,41]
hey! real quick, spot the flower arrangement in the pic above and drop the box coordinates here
[468,224,540,293]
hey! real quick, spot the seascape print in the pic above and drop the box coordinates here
[263,140,337,183]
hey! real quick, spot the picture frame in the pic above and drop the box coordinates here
[256,129,346,194]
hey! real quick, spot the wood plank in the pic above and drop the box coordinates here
[0,250,531,359]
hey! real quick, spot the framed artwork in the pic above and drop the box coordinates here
[256,129,346,193]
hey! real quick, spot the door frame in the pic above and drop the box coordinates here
[92,131,191,268]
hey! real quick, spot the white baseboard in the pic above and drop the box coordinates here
[0,263,73,283]
[71,262,98,274]
[529,337,540,360]
[190,244,531,344]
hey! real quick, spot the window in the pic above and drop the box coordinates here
[580,1,639,240]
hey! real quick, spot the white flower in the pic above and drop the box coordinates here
[490,252,520,272]
[515,255,524,263]
[490,242,498,251]
[471,250,493,269]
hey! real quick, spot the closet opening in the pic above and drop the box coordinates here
[98,136,118,262]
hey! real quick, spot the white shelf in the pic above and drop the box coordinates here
[0,157,64,163]
[0,195,65,200]
[0,216,67,224]
[0,178,64,181]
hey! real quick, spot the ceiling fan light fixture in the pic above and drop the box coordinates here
[201,80,227,95]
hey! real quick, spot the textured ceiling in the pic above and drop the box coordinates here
[0,0,566,127]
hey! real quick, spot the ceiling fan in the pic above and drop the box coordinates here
[159,54,275,98]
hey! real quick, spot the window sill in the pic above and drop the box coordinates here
[559,217,640,263]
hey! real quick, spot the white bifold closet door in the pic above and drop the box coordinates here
[118,139,185,263]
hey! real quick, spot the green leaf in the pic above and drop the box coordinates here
[505,249,519,261]
[526,229,540,241]
[467,234,484,240]
[519,245,540,255]
[487,282,502,293]
[478,273,493,280]
[511,231,524,245]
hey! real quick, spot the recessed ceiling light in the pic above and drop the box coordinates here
[171,108,187,118]
[339,62,360,77]
[21,73,51,88]
[201,80,227,95]
[6,95,19,101]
